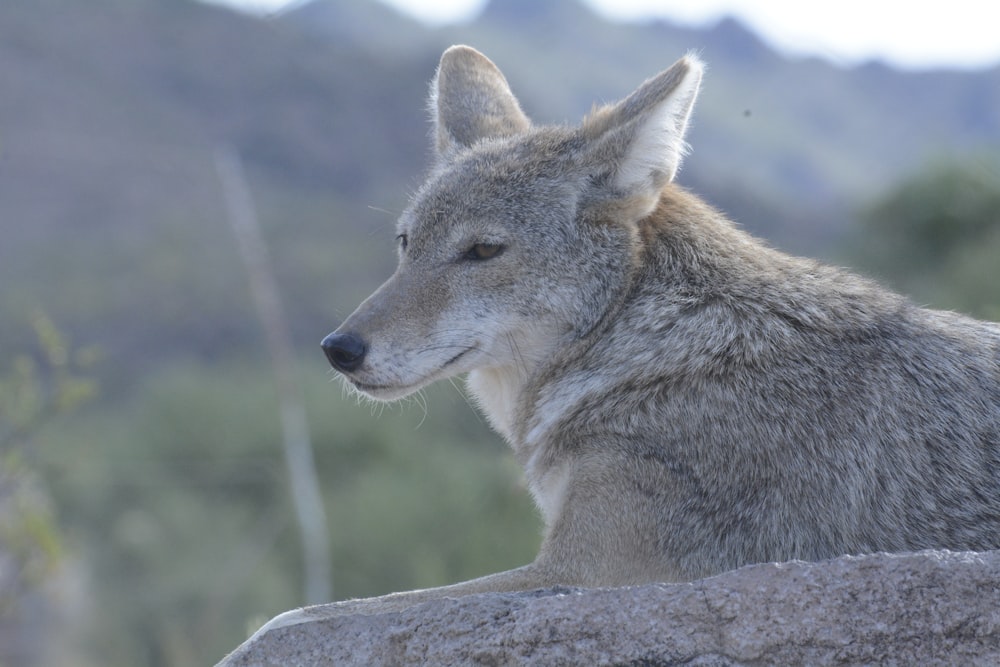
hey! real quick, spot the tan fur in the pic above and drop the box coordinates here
[279,45,1000,634]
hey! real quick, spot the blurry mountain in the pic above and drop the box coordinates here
[1,0,998,385]
[0,0,434,381]
[287,1,1000,245]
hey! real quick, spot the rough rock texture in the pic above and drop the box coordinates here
[219,550,1000,666]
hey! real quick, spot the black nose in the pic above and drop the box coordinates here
[321,332,367,372]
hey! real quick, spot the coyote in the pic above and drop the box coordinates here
[313,45,999,623]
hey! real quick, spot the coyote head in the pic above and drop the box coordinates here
[322,46,702,403]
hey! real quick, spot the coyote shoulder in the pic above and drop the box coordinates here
[311,45,1000,614]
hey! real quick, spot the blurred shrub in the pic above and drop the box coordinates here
[0,313,97,667]
[38,359,540,666]
[848,155,1000,320]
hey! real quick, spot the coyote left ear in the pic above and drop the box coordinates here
[583,54,703,208]
[431,45,531,159]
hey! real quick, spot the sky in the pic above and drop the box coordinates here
[210,0,1000,70]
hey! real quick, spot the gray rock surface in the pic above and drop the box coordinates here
[219,550,1000,666]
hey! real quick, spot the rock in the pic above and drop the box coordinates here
[218,550,1000,666]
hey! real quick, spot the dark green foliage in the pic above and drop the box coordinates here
[848,156,1000,319]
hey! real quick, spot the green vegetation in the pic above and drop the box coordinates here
[847,156,1000,320]
[36,361,540,665]
[0,315,97,667]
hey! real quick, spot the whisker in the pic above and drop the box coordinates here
[367,204,401,216]
[448,377,488,426]
[506,333,527,376]
[412,389,429,429]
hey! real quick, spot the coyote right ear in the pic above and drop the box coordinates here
[582,55,703,213]
[431,45,531,159]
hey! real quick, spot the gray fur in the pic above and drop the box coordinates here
[299,46,1000,626]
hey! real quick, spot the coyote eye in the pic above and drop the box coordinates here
[464,243,503,261]
[396,233,408,251]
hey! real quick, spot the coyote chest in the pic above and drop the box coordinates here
[468,365,579,525]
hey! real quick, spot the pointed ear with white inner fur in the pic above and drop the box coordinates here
[582,54,703,210]
[431,45,531,159]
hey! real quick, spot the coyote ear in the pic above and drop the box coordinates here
[431,45,531,158]
[582,54,703,206]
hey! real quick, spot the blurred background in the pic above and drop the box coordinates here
[1,0,998,664]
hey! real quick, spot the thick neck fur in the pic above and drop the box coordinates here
[468,185,771,443]
[476,183,908,465]
[640,185,906,333]
[466,320,570,443]
[466,365,522,442]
